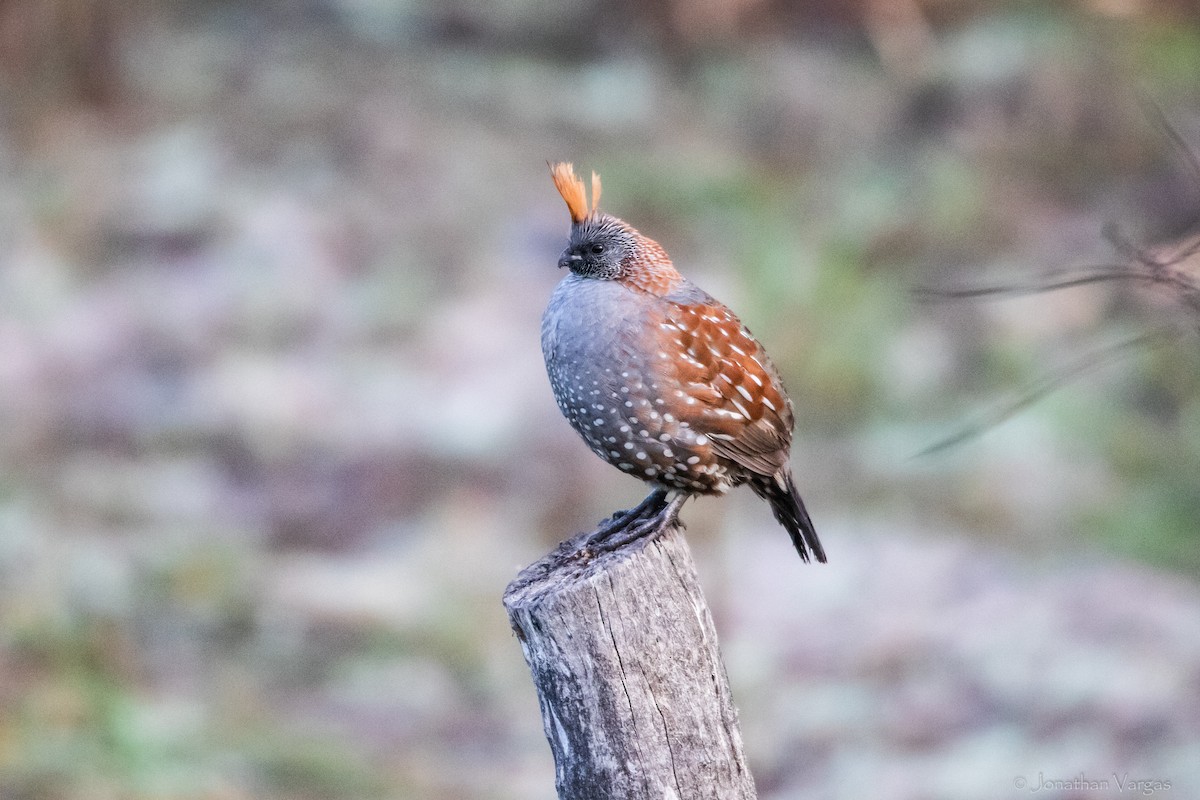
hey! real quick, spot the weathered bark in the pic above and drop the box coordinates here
[504,522,757,800]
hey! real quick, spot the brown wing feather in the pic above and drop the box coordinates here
[656,300,794,478]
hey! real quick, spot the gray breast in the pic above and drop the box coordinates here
[541,275,638,453]
[541,275,732,492]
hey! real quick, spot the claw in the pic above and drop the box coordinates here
[585,489,668,547]
[586,492,688,553]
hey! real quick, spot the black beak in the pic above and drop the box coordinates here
[558,253,582,270]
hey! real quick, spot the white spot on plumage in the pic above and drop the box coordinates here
[735,384,754,402]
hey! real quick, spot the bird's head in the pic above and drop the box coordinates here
[549,162,676,289]
[558,213,638,280]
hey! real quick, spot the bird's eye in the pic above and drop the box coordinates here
[590,244,605,255]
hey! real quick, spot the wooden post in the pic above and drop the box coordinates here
[504,521,758,800]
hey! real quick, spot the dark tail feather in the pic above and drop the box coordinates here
[752,471,827,563]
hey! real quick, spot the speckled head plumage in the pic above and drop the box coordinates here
[549,162,680,293]
[541,161,826,563]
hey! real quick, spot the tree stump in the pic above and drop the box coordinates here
[504,521,757,800]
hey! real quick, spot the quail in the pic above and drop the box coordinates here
[541,163,826,562]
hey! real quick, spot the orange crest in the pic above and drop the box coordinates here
[550,162,602,223]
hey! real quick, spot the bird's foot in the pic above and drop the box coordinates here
[585,492,687,553]
[586,489,668,545]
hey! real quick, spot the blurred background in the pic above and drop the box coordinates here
[2,0,1200,798]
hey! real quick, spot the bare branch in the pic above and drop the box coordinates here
[914,328,1178,458]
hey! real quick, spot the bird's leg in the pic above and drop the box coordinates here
[587,491,687,553]
[615,487,671,523]
[585,489,668,547]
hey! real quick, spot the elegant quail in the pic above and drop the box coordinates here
[541,163,826,562]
